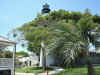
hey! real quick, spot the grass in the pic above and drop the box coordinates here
[52,66,100,75]
[16,67,53,73]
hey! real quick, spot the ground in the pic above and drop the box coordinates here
[52,66,100,75]
[16,67,53,73]
[15,66,100,75]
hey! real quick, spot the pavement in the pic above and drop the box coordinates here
[15,67,64,75]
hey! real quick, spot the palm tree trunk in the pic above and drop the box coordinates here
[84,51,96,75]
[86,55,96,75]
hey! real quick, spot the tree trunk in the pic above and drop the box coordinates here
[42,53,46,70]
[41,42,46,70]
[86,55,96,75]
[84,51,96,75]
[39,47,43,67]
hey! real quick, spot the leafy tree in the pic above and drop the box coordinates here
[47,16,100,75]
[10,9,100,71]
[11,10,82,55]
[11,9,97,55]
[4,50,13,58]
[16,51,29,57]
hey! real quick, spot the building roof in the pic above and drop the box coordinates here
[0,36,16,49]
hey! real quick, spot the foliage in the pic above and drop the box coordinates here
[16,51,29,57]
[4,50,13,58]
[52,66,100,75]
[16,58,23,66]
[0,50,13,58]
[46,14,100,75]
[11,8,100,75]
[11,9,100,56]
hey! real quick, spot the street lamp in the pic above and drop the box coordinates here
[39,3,51,70]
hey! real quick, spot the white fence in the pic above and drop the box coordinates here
[0,58,13,69]
[0,58,14,75]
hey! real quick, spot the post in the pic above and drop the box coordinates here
[13,44,16,75]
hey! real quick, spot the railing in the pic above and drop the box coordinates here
[0,58,13,69]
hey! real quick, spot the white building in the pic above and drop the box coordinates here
[18,53,38,67]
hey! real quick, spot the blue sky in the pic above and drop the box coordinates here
[0,0,99,51]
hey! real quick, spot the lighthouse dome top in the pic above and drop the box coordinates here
[42,3,51,14]
[43,3,50,8]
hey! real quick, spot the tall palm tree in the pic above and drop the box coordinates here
[47,17,100,75]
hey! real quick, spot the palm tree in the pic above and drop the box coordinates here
[47,17,100,75]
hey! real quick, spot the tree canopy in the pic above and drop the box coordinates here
[11,9,100,56]
[0,50,13,58]
[16,51,29,57]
